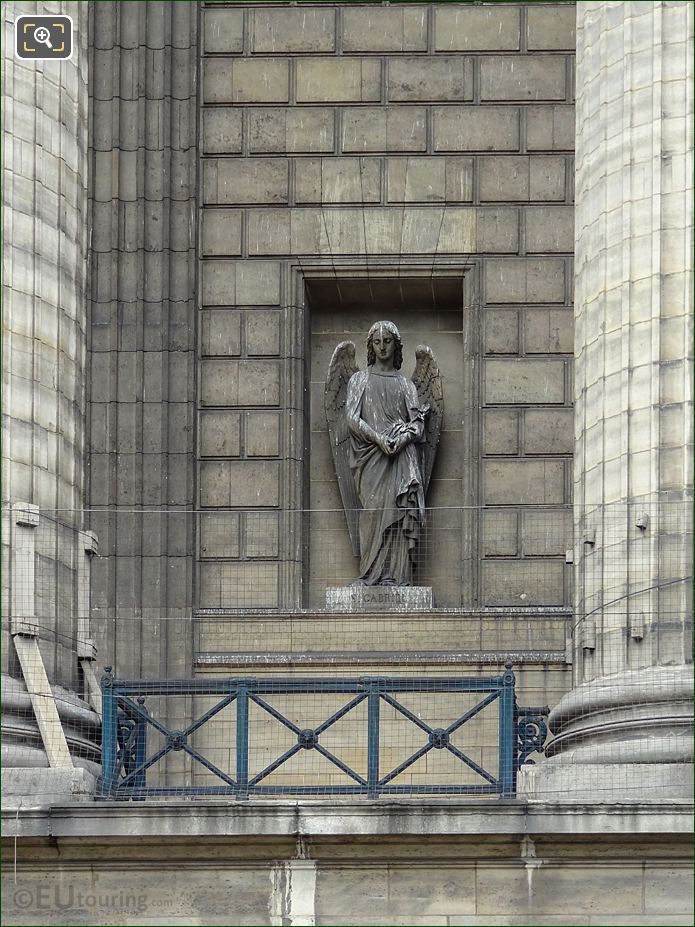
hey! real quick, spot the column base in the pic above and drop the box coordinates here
[1,767,97,807]
[518,761,694,803]
[524,665,693,802]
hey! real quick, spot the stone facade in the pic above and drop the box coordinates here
[1,2,693,925]
[2,802,693,926]
[198,1,576,617]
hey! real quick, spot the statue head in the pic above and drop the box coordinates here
[366,320,403,370]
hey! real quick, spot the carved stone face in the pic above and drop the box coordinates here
[371,325,396,366]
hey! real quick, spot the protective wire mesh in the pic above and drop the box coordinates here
[1,502,692,802]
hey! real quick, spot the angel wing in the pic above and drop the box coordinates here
[411,345,444,497]
[324,341,361,556]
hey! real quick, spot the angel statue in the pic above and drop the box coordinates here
[324,320,443,587]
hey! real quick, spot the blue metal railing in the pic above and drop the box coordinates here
[99,664,548,800]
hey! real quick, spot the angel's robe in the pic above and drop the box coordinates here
[345,367,427,585]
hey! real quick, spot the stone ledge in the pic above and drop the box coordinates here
[195,650,567,666]
[194,610,572,658]
[3,799,692,841]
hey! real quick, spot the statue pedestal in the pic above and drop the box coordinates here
[325,586,433,612]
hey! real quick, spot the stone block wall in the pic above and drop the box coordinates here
[198,2,576,611]
[3,820,693,925]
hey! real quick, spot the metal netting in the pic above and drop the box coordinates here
[1,501,692,803]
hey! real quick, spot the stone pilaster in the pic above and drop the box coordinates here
[87,1,198,682]
[524,1,693,801]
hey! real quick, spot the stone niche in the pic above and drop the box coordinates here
[306,273,470,608]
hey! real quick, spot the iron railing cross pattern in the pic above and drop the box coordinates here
[99,666,549,800]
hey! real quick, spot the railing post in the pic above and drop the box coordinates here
[498,663,516,797]
[133,696,148,800]
[236,685,249,800]
[101,668,117,797]
[367,684,380,799]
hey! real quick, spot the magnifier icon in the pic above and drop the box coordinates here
[34,26,53,49]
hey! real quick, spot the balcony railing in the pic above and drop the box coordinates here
[99,665,548,800]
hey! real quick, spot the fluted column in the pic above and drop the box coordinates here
[1,3,103,783]
[524,0,693,801]
[2,1,89,687]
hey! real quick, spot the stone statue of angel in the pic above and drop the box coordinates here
[324,320,443,587]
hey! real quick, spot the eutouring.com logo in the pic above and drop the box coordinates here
[12,886,147,915]
[15,15,73,60]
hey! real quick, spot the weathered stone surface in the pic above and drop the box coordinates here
[525,206,574,252]
[2,768,97,806]
[481,510,518,556]
[295,158,381,205]
[200,460,280,507]
[296,58,380,104]
[484,310,519,354]
[481,560,566,606]
[483,409,519,455]
[245,512,280,558]
[476,208,520,253]
[526,105,575,151]
[479,156,566,202]
[528,3,577,50]
[342,6,427,53]
[246,310,281,356]
[524,409,574,455]
[435,5,520,51]
[247,207,476,256]
[199,512,240,559]
[326,586,433,612]
[484,359,566,404]
[433,106,520,152]
[484,258,566,303]
[484,458,565,504]
[200,562,279,607]
[200,309,241,356]
[521,762,694,807]
[201,210,242,256]
[203,159,288,205]
[247,210,292,255]
[199,411,241,457]
[246,411,280,457]
[342,107,427,153]
[523,308,573,353]
[386,157,473,203]
[480,56,568,102]
[251,7,335,53]
[202,261,281,306]
[387,57,473,102]
[248,107,335,154]
[521,509,571,555]
[203,58,289,104]
[201,108,243,154]
[200,359,280,407]
[203,8,243,54]
[195,613,571,658]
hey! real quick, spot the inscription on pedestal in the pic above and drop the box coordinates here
[326,586,433,612]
